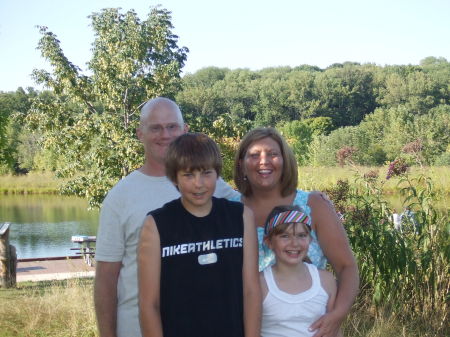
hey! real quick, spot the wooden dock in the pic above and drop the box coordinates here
[16,256,95,282]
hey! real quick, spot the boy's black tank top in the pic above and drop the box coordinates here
[151,197,244,337]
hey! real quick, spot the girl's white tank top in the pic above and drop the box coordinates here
[261,263,329,337]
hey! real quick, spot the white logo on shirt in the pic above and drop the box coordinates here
[161,237,243,258]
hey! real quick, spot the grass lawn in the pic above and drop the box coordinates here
[0,172,61,194]
[1,166,449,195]
[0,279,97,337]
[1,278,446,337]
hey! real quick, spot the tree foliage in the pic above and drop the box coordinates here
[277,117,333,166]
[0,88,38,173]
[177,58,449,167]
[2,46,450,200]
[28,6,188,206]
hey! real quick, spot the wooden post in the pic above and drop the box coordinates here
[9,245,17,286]
[0,223,17,288]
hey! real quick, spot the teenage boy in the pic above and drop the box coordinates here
[138,133,261,337]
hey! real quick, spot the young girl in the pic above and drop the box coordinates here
[260,205,340,337]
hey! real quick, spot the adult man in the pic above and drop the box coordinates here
[94,97,239,337]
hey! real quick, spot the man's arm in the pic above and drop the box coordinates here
[242,206,262,337]
[94,195,126,337]
[94,261,122,337]
[138,216,163,337]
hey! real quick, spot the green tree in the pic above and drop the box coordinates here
[0,96,11,172]
[182,66,229,88]
[0,88,37,173]
[177,67,260,131]
[313,65,377,127]
[303,116,333,135]
[277,117,333,166]
[378,70,441,114]
[28,6,188,207]
[411,105,450,164]
[309,123,386,166]
[254,69,320,126]
[277,120,314,166]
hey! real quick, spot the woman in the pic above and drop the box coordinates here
[233,127,358,337]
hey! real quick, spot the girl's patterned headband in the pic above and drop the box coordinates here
[265,210,311,235]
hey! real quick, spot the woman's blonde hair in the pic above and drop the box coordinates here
[233,127,298,197]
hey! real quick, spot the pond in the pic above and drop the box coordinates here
[1,192,446,259]
[0,194,99,259]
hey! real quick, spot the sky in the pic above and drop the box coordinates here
[1,0,449,92]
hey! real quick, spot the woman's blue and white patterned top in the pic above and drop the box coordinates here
[230,190,327,271]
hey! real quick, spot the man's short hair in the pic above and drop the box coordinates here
[140,97,184,125]
[166,133,222,183]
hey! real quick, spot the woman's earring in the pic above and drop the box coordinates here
[243,176,248,181]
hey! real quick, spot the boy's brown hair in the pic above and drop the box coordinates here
[165,132,222,183]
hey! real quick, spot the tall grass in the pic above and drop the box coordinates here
[0,172,61,194]
[0,279,97,337]
[326,166,449,337]
[341,296,443,337]
[1,166,449,195]
[0,166,448,336]
[0,278,445,337]
[298,165,450,195]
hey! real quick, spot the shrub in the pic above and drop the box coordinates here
[326,164,449,336]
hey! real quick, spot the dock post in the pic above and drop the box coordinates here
[0,223,17,288]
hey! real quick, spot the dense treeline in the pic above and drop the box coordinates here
[1,58,450,176]
[175,58,450,167]
[2,60,450,169]
[0,6,449,206]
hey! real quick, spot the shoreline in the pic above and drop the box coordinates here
[16,256,95,282]
[17,255,83,262]
[2,166,449,196]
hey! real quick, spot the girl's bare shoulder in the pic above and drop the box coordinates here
[318,268,337,295]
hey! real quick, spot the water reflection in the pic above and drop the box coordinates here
[1,193,446,259]
[0,194,99,259]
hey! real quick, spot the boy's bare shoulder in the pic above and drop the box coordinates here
[140,215,159,239]
[242,205,255,227]
[243,204,254,215]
